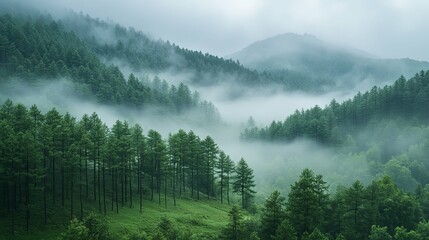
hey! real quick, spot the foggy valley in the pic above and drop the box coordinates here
[2,0,429,239]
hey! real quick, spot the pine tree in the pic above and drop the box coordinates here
[202,136,218,199]
[221,206,245,240]
[131,124,146,213]
[232,158,256,210]
[217,151,230,204]
[273,220,297,240]
[286,169,328,236]
[260,190,286,239]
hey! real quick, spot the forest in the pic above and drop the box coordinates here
[2,1,429,240]
[0,100,255,238]
[0,14,219,121]
[2,100,429,240]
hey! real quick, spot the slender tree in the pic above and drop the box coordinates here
[232,158,256,210]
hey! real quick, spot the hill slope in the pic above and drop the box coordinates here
[0,13,220,121]
[0,197,233,240]
[229,33,429,91]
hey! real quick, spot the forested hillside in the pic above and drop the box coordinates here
[0,100,255,238]
[55,12,326,91]
[253,169,429,240]
[242,71,429,143]
[242,70,429,192]
[0,14,219,120]
[3,1,429,240]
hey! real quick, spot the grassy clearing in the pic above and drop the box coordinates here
[0,196,235,239]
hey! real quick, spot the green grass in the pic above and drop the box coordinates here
[0,196,236,239]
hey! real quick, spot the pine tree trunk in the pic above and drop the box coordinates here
[52,156,56,205]
[98,154,101,213]
[85,150,88,198]
[115,168,119,213]
[129,159,132,208]
[173,162,176,207]
[94,148,96,202]
[44,153,47,224]
[61,141,65,207]
[151,157,154,201]
[164,174,167,208]
[111,168,114,211]
[124,165,127,204]
[12,177,17,235]
[220,175,223,204]
[227,176,230,205]
[61,164,64,207]
[79,150,83,221]
[138,155,142,213]
[207,162,210,200]
[70,165,74,220]
[11,182,15,235]
[196,159,200,200]
[182,158,185,194]
[121,166,124,207]
[25,149,30,231]
[158,162,161,206]
[191,165,194,198]
[102,156,106,215]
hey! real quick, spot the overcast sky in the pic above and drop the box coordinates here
[33,0,429,61]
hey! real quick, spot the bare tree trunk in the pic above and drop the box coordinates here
[102,156,106,215]
[98,146,101,213]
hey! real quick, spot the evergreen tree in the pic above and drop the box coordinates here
[260,190,286,239]
[202,136,218,199]
[273,220,297,240]
[233,158,256,210]
[286,169,328,236]
[221,206,245,240]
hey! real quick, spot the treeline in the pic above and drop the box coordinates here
[61,12,314,90]
[0,100,255,234]
[0,14,219,119]
[242,70,429,143]
[72,13,267,86]
[222,169,429,240]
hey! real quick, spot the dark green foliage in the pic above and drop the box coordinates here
[152,230,167,240]
[157,217,178,240]
[368,225,392,240]
[272,220,297,240]
[0,13,219,120]
[394,226,420,240]
[335,234,347,240]
[0,100,251,236]
[221,206,245,240]
[59,218,90,240]
[82,213,110,240]
[125,230,151,240]
[242,71,429,143]
[260,190,285,239]
[59,214,110,240]
[286,169,328,236]
[327,176,423,239]
[337,181,368,240]
[308,228,329,240]
[67,13,273,87]
[416,221,429,239]
[232,158,256,210]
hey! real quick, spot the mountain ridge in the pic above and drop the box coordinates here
[229,33,429,91]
